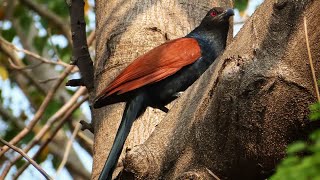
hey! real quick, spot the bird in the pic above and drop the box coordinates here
[94,7,234,180]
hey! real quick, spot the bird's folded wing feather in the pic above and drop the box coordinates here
[97,37,201,99]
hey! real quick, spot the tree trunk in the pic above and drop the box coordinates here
[93,0,232,179]
[93,0,320,179]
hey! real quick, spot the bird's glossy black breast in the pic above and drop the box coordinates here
[146,53,216,106]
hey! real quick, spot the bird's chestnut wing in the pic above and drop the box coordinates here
[96,38,201,100]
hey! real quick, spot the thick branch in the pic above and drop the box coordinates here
[67,0,94,91]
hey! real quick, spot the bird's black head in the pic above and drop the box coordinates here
[200,7,234,28]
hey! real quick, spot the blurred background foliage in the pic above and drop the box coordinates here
[0,0,94,179]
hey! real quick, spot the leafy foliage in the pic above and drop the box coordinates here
[271,102,320,180]
[235,0,249,12]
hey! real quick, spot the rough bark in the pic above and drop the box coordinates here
[124,0,320,179]
[93,0,232,179]
[93,0,320,179]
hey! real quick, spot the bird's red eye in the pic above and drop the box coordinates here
[210,11,217,17]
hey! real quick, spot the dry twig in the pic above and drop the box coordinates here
[0,37,71,67]
[0,137,52,180]
[0,65,75,156]
[0,87,87,178]
[13,94,89,179]
[0,38,47,94]
[304,16,320,101]
[56,122,82,176]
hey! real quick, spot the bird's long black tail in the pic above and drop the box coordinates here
[98,93,147,180]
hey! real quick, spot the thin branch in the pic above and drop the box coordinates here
[0,37,47,94]
[19,0,72,43]
[303,16,320,101]
[13,94,89,179]
[206,168,221,180]
[87,30,96,46]
[0,103,90,179]
[70,121,93,154]
[0,37,71,67]
[8,58,45,70]
[0,65,75,157]
[234,20,245,25]
[56,122,81,176]
[39,77,60,84]
[77,131,94,147]
[1,87,87,178]
[0,138,52,180]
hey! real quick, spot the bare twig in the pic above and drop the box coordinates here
[206,168,221,180]
[87,30,96,46]
[39,77,60,84]
[1,87,87,178]
[0,37,47,94]
[0,104,90,179]
[13,94,89,179]
[234,20,245,25]
[0,37,71,67]
[19,0,72,43]
[0,65,75,156]
[77,131,94,146]
[56,122,82,176]
[304,16,320,101]
[0,138,52,180]
[8,58,45,70]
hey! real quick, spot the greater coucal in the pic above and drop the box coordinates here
[94,7,234,180]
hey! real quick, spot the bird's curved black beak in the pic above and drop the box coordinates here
[224,8,235,17]
[220,8,234,21]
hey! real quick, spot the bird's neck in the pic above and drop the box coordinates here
[186,25,229,58]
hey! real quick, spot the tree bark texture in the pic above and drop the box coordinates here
[93,0,320,179]
[93,0,232,179]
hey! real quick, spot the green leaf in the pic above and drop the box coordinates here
[14,4,32,33]
[280,156,300,166]
[310,112,320,121]
[56,46,71,62]
[310,102,320,112]
[33,36,49,54]
[309,103,320,121]
[1,28,16,42]
[287,141,306,154]
[310,130,320,141]
[235,0,249,12]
